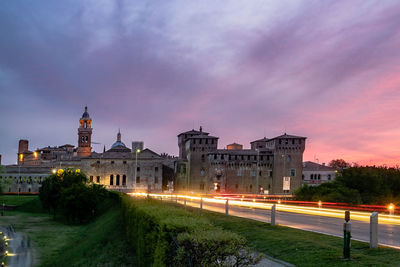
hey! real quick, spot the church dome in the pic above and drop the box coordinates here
[82,106,90,119]
[111,141,127,149]
[107,130,131,152]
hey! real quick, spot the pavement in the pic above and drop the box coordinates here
[180,199,400,249]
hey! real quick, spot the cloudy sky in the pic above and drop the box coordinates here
[1,0,400,165]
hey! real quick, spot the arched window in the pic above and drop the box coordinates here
[97,176,100,183]
[110,175,114,185]
[310,174,314,180]
[318,174,321,180]
[122,175,126,186]
[116,174,120,186]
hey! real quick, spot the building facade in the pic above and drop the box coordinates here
[175,128,306,194]
[1,107,173,193]
[302,161,337,186]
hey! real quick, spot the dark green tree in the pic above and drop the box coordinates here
[39,168,108,223]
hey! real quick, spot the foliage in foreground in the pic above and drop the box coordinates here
[296,166,400,205]
[122,196,260,267]
[39,169,109,223]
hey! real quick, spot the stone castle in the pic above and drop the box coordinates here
[0,107,306,195]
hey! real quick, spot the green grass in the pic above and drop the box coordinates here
[0,196,136,266]
[0,195,38,206]
[163,202,400,267]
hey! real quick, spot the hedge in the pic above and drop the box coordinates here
[121,196,259,266]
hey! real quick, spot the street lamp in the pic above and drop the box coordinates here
[388,203,395,215]
[256,149,260,194]
[135,149,140,191]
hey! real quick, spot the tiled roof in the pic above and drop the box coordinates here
[303,161,336,171]
[250,137,269,143]
[188,134,219,139]
[270,133,307,140]
[178,129,209,137]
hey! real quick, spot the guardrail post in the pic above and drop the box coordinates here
[370,212,378,248]
[271,204,276,226]
[343,211,351,259]
[200,198,203,210]
[225,199,229,215]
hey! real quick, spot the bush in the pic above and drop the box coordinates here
[39,168,109,223]
[122,196,259,266]
[296,166,400,205]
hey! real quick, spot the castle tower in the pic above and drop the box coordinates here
[267,133,306,194]
[77,106,92,157]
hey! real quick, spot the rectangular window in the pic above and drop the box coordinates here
[251,170,256,177]
[111,161,114,164]
[237,170,242,176]
[155,167,159,172]
[96,176,100,183]
[290,169,296,176]
[137,167,140,172]
[268,170,273,177]
[155,176,158,184]
[136,176,140,183]
[123,161,127,164]
[96,160,100,164]
[90,176,93,182]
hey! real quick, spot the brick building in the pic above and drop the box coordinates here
[1,107,174,193]
[175,128,306,194]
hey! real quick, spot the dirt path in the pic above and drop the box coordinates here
[0,225,33,267]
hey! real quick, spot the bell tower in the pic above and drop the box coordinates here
[77,106,92,157]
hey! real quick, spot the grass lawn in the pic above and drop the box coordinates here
[0,195,38,206]
[0,195,136,267]
[170,202,400,267]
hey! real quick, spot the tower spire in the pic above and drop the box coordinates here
[117,129,121,142]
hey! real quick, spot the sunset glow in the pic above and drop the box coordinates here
[1,1,400,166]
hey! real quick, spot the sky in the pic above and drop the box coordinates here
[1,0,400,166]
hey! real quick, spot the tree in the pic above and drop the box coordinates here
[0,165,9,195]
[39,168,108,223]
[328,159,351,172]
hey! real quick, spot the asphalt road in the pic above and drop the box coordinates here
[178,198,400,249]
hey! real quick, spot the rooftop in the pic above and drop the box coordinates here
[303,161,336,171]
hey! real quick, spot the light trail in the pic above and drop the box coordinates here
[128,193,400,225]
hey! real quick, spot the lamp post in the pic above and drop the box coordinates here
[135,149,140,191]
[256,149,260,194]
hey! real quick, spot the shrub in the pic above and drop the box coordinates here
[39,169,108,223]
[122,196,259,266]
